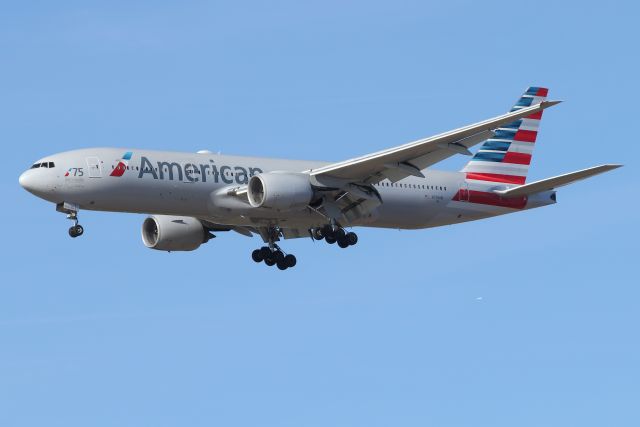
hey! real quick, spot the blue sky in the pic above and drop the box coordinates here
[1,1,638,426]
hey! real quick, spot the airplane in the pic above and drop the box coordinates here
[19,87,621,270]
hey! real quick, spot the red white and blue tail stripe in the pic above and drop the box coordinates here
[461,87,548,185]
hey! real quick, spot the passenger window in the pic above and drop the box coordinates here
[31,163,40,169]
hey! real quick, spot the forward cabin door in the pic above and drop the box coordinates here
[86,157,102,178]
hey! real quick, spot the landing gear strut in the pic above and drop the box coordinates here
[312,224,358,249]
[57,202,84,238]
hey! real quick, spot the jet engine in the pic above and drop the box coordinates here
[247,172,314,210]
[141,215,212,251]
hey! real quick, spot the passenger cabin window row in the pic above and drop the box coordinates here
[111,165,238,176]
[373,182,447,191]
[31,162,55,169]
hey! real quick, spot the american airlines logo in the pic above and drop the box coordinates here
[111,152,263,185]
[110,151,132,177]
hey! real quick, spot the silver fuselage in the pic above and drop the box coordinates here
[19,148,556,231]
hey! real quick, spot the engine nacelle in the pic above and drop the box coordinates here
[141,215,210,252]
[247,172,314,210]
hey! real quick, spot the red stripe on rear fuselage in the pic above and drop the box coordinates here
[453,189,527,209]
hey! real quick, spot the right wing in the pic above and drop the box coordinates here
[492,164,622,198]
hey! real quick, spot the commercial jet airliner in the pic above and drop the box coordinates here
[19,87,620,270]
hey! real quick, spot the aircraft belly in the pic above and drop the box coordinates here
[72,176,212,216]
[366,190,443,229]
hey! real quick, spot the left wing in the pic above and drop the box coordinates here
[309,100,560,184]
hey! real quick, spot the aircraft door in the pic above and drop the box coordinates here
[86,157,102,178]
[458,181,469,202]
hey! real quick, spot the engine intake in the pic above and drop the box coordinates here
[142,215,211,252]
[247,172,314,210]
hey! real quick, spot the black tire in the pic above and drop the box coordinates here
[264,257,276,266]
[312,228,324,240]
[325,235,336,244]
[337,237,349,248]
[252,249,263,262]
[259,246,271,259]
[74,225,84,236]
[335,228,345,240]
[68,227,78,238]
[276,260,288,270]
[273,250,285,263]
[346,232,358,246]
[321,224,333,237]
[284,254,296,268]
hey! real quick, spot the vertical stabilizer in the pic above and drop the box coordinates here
[461,87,548,184]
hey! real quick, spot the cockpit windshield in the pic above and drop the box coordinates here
[31,162,55,169]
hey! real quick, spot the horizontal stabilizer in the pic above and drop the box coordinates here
[493,164,622,198]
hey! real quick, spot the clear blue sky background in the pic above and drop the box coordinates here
[1,1,637,426]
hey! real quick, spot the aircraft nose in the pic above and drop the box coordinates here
[19,171,33,191]
[19,170,48,195]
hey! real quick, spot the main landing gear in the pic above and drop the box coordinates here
[312,224,358,249]
[57,202,84,238]
[252,226,297,270]
[251,246,297,270]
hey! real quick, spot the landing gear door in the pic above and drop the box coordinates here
[86,157,102,178]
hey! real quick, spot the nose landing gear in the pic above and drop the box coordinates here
[57,202,84,238]
[68,222,84,238]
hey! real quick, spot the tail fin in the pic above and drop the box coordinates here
[461,87,549,184]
